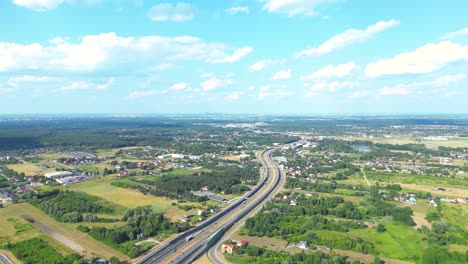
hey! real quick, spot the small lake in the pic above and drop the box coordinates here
[352,144,371,153]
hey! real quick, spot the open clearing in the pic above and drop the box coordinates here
[0,203,128,260]
[68,176,176,212]
[6,163,54,176]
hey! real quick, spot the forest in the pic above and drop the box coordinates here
[30,190,114,223]
[3,237,82,264]
[78,206,189,257]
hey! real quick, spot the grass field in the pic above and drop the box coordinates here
[0,203,128,260]
[6,163,55,176]
[348,223,425,261]
[67,176,175,213]
[338,136,468,148]
[163,168,212,176]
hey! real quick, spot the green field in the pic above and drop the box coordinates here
[0,203,128,260]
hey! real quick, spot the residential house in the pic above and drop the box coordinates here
[221,244,236,254]
[298,241,308,249]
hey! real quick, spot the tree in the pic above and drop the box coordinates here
[109,256,120,264]
[373,256,382,264]
[376,223,386,233]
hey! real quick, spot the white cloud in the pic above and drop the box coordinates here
[433,74,466,86]
[128,90,157,99]
[13,0,64,11]
[257,92,268,100]
[442,28,468,39]
[62,81,91,90]
[225,6,249,15]
[0,32,251,72]
[170,82,190,90]
[7,75,60,87]
[296,20,399,58]
[379,86,413,96]
[13,0,101,11]
[96,78,114,90]
[226,91,245,100]
[209,46,253,63]
[365,41,468,77]
[302,62,358,80]
[272,69,291,80]
[348,91,369,99]
[148,3,195,22]
[262,0,336,16]
[249,60,273,71]
[200,76,233,91]
[200,72,215,78]
[309,80,356,92]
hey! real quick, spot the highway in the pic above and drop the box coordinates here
[208,151,286,264]
[135,148,283,264]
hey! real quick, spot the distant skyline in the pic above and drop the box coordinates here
[1,0,468,114]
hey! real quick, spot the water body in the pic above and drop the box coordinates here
[352,144,371,153]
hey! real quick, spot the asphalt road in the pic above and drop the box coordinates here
[0,253,13,264]
[208,151,286,263]
[136,148,281,264]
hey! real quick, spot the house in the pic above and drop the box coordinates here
[290,198,298,206]
[237,240,249,247]
[197,209,206,216]
[221,244,236,254]
[298,241,308,249]
[201,186,209,192]
[136,233,146,239]
[408,197,417,204]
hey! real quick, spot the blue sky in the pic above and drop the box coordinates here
[1,0,467,114]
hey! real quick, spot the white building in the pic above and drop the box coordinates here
[44,171,73,179]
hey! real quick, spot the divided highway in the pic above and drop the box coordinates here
[135,148,283,264]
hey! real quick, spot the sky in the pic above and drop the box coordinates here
[0,0,467,114]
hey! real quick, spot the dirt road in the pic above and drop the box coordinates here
[21,215,85,254]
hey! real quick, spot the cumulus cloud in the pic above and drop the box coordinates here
[148,2,195,22]
[13,0,64,11]
[225,6,249,15]
[0,32,251,72]
[262,0,337,16]
[296,20,399,58]
[62,81,91,90]
[365,41,468,77]
[209,46,253,63]
[433,74,466,86]
[442,28,468,39]
[170,82,190,90]
[302,62,358,80]
[200,76,233,91]
[13,0,101,11]
[249,60,274,71]
[272,69,291,80]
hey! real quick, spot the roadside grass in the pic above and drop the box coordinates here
[0,203,127,259]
